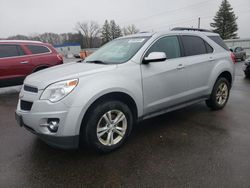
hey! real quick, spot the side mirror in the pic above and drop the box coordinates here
[143,52,167,64]
[229,48,233,52]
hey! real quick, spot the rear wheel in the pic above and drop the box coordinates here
[81,100,133,153]
[206,77,230,110]
[245,72,250,78]
[33,66,48,72]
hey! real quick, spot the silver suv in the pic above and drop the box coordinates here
[15,27,235,152]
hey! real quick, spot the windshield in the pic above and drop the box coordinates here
[85,37,149,64]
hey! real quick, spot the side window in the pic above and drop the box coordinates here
[0,44,25,58]
[146,36,181,59]
[235,47,242,52]
[182,36,207,56]
[27,45,50,54]
[205,42,213,53]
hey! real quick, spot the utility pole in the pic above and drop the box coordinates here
[198,17,201,29]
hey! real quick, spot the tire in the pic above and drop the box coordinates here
[33,66,48,73]
[206,77,230,110]
[245,72,250,78]
[81,100,134,153]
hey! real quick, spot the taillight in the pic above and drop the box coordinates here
[230,52,236,64]
[57,54,63,61]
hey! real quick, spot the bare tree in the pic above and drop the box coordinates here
[76,21,101,48]
[122,25,139,36]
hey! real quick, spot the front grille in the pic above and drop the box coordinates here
[24,85,38,93]
[20,100,33,111]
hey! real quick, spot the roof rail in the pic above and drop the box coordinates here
[0,40,43,43]
[171,27,213,33]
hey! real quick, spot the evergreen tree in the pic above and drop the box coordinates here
[110,20,122,39]
[210,0,238,39]
[101,20,111,44]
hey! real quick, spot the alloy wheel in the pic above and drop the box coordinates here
[96,110,127,146]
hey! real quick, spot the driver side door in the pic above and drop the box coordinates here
[141,35,189,115]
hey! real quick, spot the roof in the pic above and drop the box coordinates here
[0,40,42,43]
[171,27,213,33]
[119,28,219,39]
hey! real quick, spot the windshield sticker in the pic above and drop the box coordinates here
[128,39,145,43]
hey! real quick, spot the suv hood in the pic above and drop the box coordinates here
[25,62,117,89]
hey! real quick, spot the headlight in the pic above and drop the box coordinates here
[40,79,78,103]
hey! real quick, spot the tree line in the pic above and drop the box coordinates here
[4,0,239,46]
[5,20,139,48]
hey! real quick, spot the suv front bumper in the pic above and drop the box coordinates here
[15,111,79,149]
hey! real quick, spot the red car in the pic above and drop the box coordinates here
[0,40,63,87]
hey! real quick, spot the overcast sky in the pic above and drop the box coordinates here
[0,0,249,38]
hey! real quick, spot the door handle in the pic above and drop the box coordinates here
[177,64,185,70]
[209,57,214,61]
[20,61,29,64]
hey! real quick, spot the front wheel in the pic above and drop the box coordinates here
[81,100,133,153]
[206,77,230,110]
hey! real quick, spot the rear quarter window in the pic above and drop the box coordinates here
[208,36,229,51]
[26,45,50,54]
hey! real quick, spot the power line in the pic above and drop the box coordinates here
[138,9,250,32]
[120,1,250,29]
[119,0,211,25]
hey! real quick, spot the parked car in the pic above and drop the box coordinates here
[230,46,246,61]
[0,40,63,87]
[15,27,235,153]
[243,57,250,78]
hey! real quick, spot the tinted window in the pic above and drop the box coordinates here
[182,36,207,56]
[27,45,50,54]
[0,44,25,58]
[235,47,242,52]
[208,36,229,51]
[146,36,181,59]
[205,42,213,53]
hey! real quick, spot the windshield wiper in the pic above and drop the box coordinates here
[85,60,109,64]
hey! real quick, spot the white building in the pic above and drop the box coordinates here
[54,43,81,58]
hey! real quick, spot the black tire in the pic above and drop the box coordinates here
[33,66,48,73]
[81,100,133,153]
[206,77,230,110]
[245,72,250,78]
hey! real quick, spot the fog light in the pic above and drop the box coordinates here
[47,118,59,133]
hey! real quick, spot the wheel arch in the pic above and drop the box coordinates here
[32,65,50,73]
[79,91,139,137]
[218,71,233,88]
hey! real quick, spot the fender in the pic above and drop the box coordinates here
[208,58,234,94]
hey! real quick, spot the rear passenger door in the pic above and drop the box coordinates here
[0,44,32,84]
[25,44,52,68]
[180,35,214,100]
[141,35,189,115]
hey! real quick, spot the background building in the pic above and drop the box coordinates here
[224,38,250,57]
[54,43,81,58]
